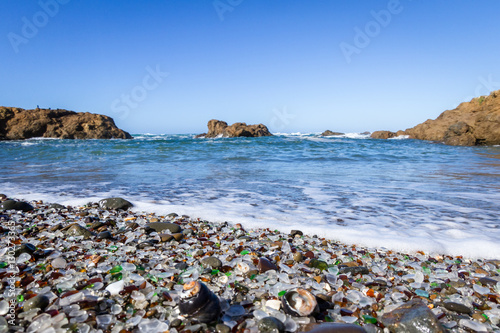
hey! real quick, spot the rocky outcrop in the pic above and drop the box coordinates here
[370,130,405,139]
[404,90,500,146]
[202,119,273,138]
[321,130,344,136]
[0,107,132,140]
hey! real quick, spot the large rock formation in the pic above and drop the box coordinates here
[0,107,132,140]
[404,90,500,146]
[201,119,273,138]
[371,90,500,146]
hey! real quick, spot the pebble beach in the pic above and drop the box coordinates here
[1,196,499,333]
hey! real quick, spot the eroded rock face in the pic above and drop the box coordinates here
[204,119,273,138]
[404,90,500,146]
[0,107,132,140]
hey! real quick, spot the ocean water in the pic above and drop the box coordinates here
[1,133,499,259]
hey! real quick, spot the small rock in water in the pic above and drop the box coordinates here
[380,299,446,333]
[290,230,303,238]
[98,197,133,210]
[257,317,285,333]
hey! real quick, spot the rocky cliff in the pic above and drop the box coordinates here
[404,90,500,146]
[0,107,132,140]
[200,119,273,138]
[371,90,500,146]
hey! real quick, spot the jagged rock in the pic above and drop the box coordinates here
[0,107,131,140]
[404,90,500,146]
[321,130,344,136]
[203,119,273,138]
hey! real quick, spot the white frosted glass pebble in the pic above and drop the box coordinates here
[473,284,490,295]
[52,258,67,269]
[105,280,124,296]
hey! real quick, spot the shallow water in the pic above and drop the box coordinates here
[1,133,500,258]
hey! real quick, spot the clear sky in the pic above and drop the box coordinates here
[1,1,499,134]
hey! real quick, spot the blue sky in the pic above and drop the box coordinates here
[1,1,499,134]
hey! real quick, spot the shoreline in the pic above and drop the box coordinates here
[0,196,499,332]
[1,190,499,261]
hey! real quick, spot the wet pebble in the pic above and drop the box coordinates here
[290,230,303,238]
[443,301,472,314]
[23,295,50,312]
[65,223,93,239]
[380,299,446,333]
[201,256,222,269]
[0,199,33,212]
[15,243,36,257]
[97,230,112,239]
[293,252,303,262]
[215,323,231,333]
[258,316,285,333]
[98,197,133,210]
[258,257,278,273]
[147,222,181,233]
[339,265,370,275]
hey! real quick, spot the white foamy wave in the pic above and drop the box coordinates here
[4,181,500,259]
[342,133,371,139]
[272,132,319,137]
[389,135,410,140]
